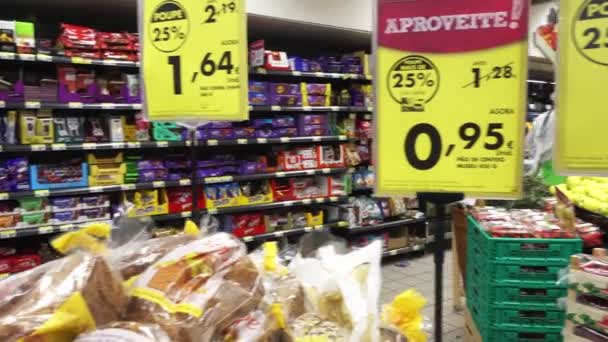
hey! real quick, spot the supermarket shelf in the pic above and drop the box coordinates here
[0,51,139,67]
[334,217,426,234]
[241,221,349,243]
[0,220,112,240]
[0,101,141,110]
[201,135,350,146]
[201,167,350,184]
[0,179,192,200]
[203,196,347,215]
[250,68,372,81]
[0,141,191,152]
[249,105,372,112]
[382,244,426,258]
[151,211,193,221]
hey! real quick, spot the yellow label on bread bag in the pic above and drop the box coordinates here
[26,292,96,342]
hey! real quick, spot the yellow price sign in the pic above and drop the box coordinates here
[556,0,608,174]
[375,0,528,198]
[141,0,248,121]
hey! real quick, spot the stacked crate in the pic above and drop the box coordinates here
[564,249,608,341]
[466,216,582,342]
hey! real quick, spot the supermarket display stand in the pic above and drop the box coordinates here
[418,192,464,342]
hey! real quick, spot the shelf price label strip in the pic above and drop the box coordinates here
[375,0,528,198]
[555,1,608,174]
[142,0,248,121]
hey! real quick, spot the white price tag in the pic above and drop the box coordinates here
[276,172,286,178]
[207,209,218,215]
[0,193,8,200]
[68,102,84,109]
[237,139,248,145]
[257,138,268,144]
[51,144,67,151]
[330,106,340,111]
[38,226,54,234]
[275,231,284,237]
[36,54,52,62]
[302,199,312,204]
[121,184,136,190]
[0,230,16,238]
[181,211,191,218]
[0,101,5,108]
[25,101,41,109]
[315,198,325,203]
[207,140,219,146]
[389,250,398,256]
[153,181,165,188]
[179,179,191,186]
[19,54,35,61]
[0,52,15,60]
[30,144,46,151]
[271,106,281,111]
[243,236,253,242]
[305,227,313,232]
[339,135,348,141]
[34,190,50,197]
[156,141,169,148]
[322,168,331,174]
[82,143,96,150]
[132,104,142,109]
[312,136,321,142]
[306,170,315,175]
[303,107,312,112]
[292,71,302,76]
[127,142,141,148]
[279,137,290,143]
[102,60,117,65]
[89,186,104,193]
[101,103,115,109]
[59,224,73,232]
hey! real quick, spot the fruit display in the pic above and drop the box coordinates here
[555,177,608,216]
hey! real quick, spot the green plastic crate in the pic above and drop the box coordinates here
[467,216,582,263]
[484,326,563,342]
[468,279,567,306]
[469,257,566,285]
[469,299,564,327]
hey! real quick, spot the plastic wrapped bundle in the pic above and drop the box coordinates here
[75,322,171,342]
[124,233,264,342]
[0,252,127,341]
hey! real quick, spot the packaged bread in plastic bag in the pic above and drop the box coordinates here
[288,240,382,342]
[124,232,264,342]
[74,322,171,342]
[224,242,305,341]
[110,219,201,281]
[0,252,128,341]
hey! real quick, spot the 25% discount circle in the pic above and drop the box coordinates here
[149,0,189,53]
[404,122,514,170]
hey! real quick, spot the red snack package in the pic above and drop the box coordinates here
[0,257,13,274]
[11,254,41,273]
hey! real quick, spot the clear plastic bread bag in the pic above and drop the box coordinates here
[0,250,128,341]
[223,241,306,341]
[288,239,382,342]
[74,322,172,342]
[123,232,264,342]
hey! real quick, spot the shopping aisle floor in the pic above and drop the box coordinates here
[381,249,464,342]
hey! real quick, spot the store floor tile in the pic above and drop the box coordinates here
[381,249,464,341]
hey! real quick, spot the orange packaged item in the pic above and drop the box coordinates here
[125,233,264,342]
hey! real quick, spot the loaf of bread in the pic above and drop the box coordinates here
[0,252,127,341]
[112,233,197,280]
[74,321,171,342]
[124,233,263,342]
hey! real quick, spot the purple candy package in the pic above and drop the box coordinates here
[299,114,328,126]
[82,207,108,219]
[52,197,80,209]
[81,194,109,207]
[53,210,80,222]
[270,94,301,106]
[249,92,268,106]
[139,169,168,182]
[304,84,330,96]
[299,125,330,136]
[234,127,256,138]
[248,81,267,94]
[137,160,164,170]
[269,83,300,96]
